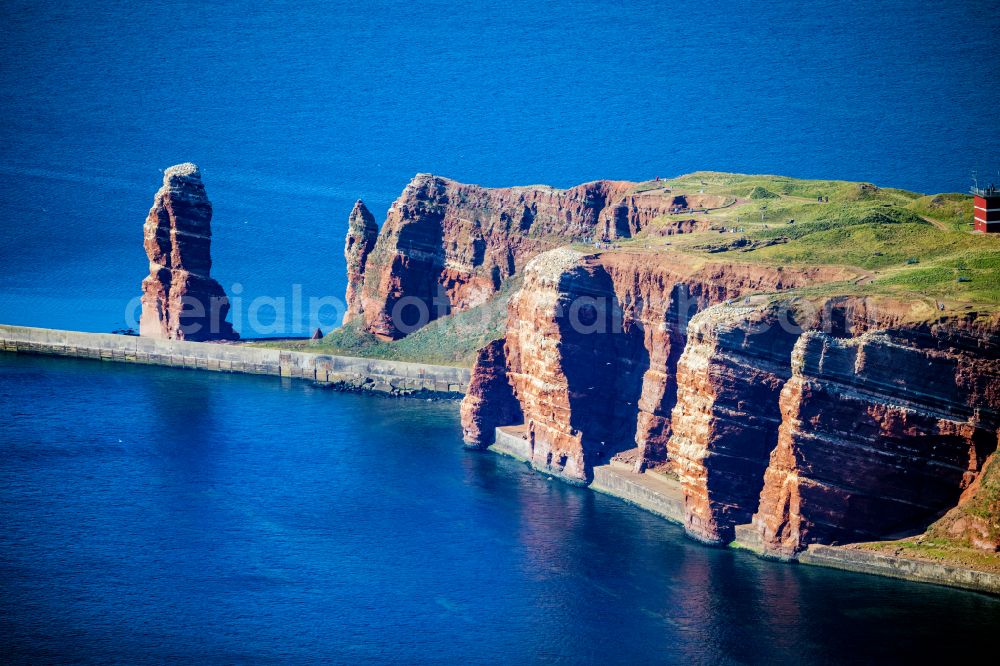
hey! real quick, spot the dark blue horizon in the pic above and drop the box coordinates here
[1,0,999,334]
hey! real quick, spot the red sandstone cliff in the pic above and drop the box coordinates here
[498,248,630,482]
[343,200,378,325]
[351,173,999,561]
[460,245,1000,555]
[749,325,1000,558]
[598,254,854,473]
[460,339,523,448]
[461,247,858,483]
[345,175,709,339]
[667,302,801,544]
[139,163,238,341]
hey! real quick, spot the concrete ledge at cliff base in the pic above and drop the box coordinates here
[590,462,685,524]
[489,425,533,461]
[491,426,685,522]
[798,544,1000,595]
[0,324,469,396]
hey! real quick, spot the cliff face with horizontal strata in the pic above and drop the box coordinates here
[344,173,999,562]
[461,248,861,484]
[140,163,238,341]
[667,303,802,544]
[597,253,856,473]
[344,174,713,339]
[664,298,960,547]
[498,248,640,482]
[460,246,1000,555]
[751,326,1000,558]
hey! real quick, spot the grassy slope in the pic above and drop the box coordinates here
[624,172,1000,310]
[248,276,519,367]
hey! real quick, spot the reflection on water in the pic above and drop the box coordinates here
[1,353,998,664]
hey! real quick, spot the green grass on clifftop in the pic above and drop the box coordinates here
[259,172,1000,364]
[627,172,1000,310]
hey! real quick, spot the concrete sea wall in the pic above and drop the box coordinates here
[490,425,533,461]
[799,545,1000,595]
[492,426,686,522]
[0,325,470,395]
[591,463,685,524]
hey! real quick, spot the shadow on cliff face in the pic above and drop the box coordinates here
[557,265,649,479]
[384,206,449,336]
[645,281,706,464]
[883,429,997,539]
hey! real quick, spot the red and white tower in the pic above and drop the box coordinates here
[973,183,1000,233]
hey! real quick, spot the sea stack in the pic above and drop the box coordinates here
[139,163,238,340]
[342,199,378,325]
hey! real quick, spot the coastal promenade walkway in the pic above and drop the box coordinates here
[0,324,469,395]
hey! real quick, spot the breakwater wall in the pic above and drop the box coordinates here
[489,425,533,461]
[0,325,470,395]
[798,545,1000,595]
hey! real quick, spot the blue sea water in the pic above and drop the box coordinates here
[3,1,1000,662]
[2,353,999,664]
[1,0,999,333]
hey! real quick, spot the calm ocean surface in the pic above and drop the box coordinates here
[1,0,999,333]
[2,354,999,664]
[2,1,1000,662]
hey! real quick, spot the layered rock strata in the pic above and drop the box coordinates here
[461,246,1000,556]
[354,173,1000,559]
[499,248,642,483]
[597,254,850,471]
[750,327,1000,558]
[461,248,856,483]
[140,163,238,341]
[667,302,802,544]
[347,174,714,339]
[662,298,972,546]
[343,200,378,325]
